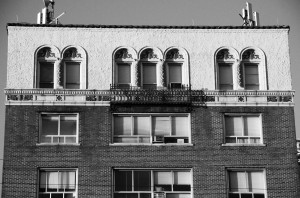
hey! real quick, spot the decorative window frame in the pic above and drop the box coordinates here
[226,168,267,198]
[164,47,190,89]
[240,47,267,90]
[138,47,164,89]
[38,112,80,145]
[34,45,61,88]
[215,47,239,90]
[111,113,191,145]
[38,168,78,198]
[112,47,138,88]
[222,113,265,146]
[61,46,87,89]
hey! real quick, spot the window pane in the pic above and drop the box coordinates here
[154,172,172,185]
[245,64,259,90]
[39,172,47,191]
[244,116,260,137]
[225,117,243,136]
[42,115,59,136]
[114,194,138,198]
[166,194,191,198]
[60,115,77,136]
[118,63,131,84]
[169,63,182,83]
[172,117,187,136]
[51,194,64,198]
[47,172,59,190]
[115,116,132,135]
[219,64,233,90]
[39,194,50,198]
[60,171,76,190]
[153,117,170,136]
[39,62,54,88]
[143,63,157,85]
[174,171,190,185]
[248,171,264,193]
[229,171,247,192]
[115,171,132,191]
[66,62,80,89]
[134,117,150,135]
[134,171,151,191]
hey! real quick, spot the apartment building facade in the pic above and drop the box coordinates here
[2,23,299,198]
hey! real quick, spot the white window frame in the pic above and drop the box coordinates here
[38,168,78,198]
[223,114,263,145]
[112,113,191,145]
[39,113,79,145]
[227,169,267,198]
[113,168,193,198]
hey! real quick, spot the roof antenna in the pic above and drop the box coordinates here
[239,2,260,26]
[37,0,65,24]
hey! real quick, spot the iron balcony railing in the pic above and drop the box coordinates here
[5,88,294,105]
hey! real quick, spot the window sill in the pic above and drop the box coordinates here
[222,143,266,147]
[36,143,81,146]
[109,143,194,146]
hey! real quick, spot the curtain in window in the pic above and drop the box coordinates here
[39,62,54,88]
[173,171,190,185]
[117,63,131,84]
[66,62,80,89]
[134,171,151,191]
[225,117,243,136]
[115,171,132,191]
[114,116,132,135]
[172,117,186,136]
[154,172,172,185]
[219,64,233,90]
[169,63,182,83]
[248,171,264,193]
[60,171,76,190]
[152,117,170,136]
[134,117,150,135]
[244,116,260,136]
[229,171,247,192]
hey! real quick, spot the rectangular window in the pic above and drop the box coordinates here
[65,62,80,89]
[39,62,54,88]
[114,169,191,198]
[168,63,182,89]
[40,114,78,144]
[39,169,77,198]
[117,63,131,88]
[142,63,157,89]
[219,63,233,90]
[224,115,262,144]
[113,114,190,144]
[228,170,266,198]
[244,63,259,90]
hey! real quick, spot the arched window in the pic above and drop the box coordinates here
[215,48,238,90]
[62,46,87,89]
[240,48,266,90]
[35,45,60,88]
[139,47,163,89]
[113,47,137,89]
[165,47,189,89]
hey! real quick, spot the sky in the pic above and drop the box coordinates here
[0,0,300,196]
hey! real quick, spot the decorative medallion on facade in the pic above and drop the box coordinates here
[63,47,82,59]
[115,48,133,60]
[242,49,260,60]
[216,49,235,61]
[37,47,56,59]
[140,48,159,60]
[166,49,184,60]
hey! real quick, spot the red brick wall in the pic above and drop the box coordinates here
[2,105,300,197]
